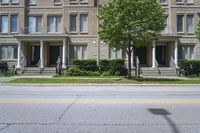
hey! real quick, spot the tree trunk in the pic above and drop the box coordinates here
[127,47,132,79]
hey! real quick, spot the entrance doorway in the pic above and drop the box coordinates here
[30,46,40,66]
[49,46,62,66]
[134,47,147,66]
[156,45,166,66]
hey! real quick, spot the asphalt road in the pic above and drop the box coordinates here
[0,85,200,133]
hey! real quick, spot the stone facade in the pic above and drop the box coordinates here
[0,0,200,69]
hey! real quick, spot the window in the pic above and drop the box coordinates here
[109,48,122,59]
[163,16,168,33]
[1,16,8,33]
[70,0,77,3]
[70,45,87,59]
[47,16,62,33]
[187,15,194,33]
[29,0,36,5]
[70,14,77,32]
[1,0,9,4]
[179,45,194,60]
[80,0,88,3]
[80,14,88,32]
[187,0,193,4]
[11,15,18,33]
[176,0,183,3]
[11,0,19,4]
[160,0,167,4]
[28,16,42,33]
[54,0,61,4]
[0,45,18,60]
[177,15,184,33]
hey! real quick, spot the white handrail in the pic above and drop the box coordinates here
[20,56,26,73]
[170,56,177,72]
[155,59,160,74]
[36,59,42,73]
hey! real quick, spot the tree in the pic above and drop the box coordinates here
[196,21,200,40]
[98,0,165,79]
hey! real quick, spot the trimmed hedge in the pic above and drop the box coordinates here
[73,59,98,71]
[0,61,8,74]
[99,60,110,71]
[181,60,200,76]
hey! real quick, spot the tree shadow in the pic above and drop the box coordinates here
[148,108,180,133]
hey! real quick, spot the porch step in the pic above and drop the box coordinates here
[17,67,57,75]
[141,67,177,77]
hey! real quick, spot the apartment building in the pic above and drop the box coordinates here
[0,0,200,71]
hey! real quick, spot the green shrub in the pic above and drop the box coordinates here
[73,59,98,71]
[87,71,101,76]
[181,60,200,76]
[110,59,126,75]
[99,60,110,71]
[101,71,111,76]
[65,67,87,76]
[0,61,9,76]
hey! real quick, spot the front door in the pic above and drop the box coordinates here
[49,46,62,66]
[30,46,40,66]
[156,45,166,66]
[134,47,147,66]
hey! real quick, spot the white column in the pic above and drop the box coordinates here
[62,39,67,69]
[174,40,178,68]
[152,45,156,68]
[16,41,21,68]
[40,40,44,68]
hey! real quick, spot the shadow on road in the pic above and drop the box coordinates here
[148,108,180,133]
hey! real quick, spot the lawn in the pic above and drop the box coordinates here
[6,76,200,84]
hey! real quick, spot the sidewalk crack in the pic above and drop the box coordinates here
[0,124,11,132]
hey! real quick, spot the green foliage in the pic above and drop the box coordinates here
[0,61,10,77]
[196,21,200,41]
[99,60,110,71]
[99,0,165,78]
[101,71,111,76]
[110,59,125,75]
[65,67,101,76]
[73,59,98,71]
[181,60,200,76]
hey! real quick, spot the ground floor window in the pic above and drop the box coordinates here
[109,47,122,59]
[178,45,194,60]
[70,45,87,60]
[0,45,18,60]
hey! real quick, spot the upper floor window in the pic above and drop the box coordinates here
[70,45,87,60]
[29,0,36,5]
[11,0,19,4]
[1,0,9,4]
[80,14,88,33]
[177,15,184,33]
[47,16,62,33]
[80,0,88,3]
[1,16,8,33]
[187,15,194,33]
[11,15,18,33]
[70,14,77,32]
[163,16,168,33]
[187,0,193,4]
[176,0,183,4]
[54,0,61,5]
[29,16,42,33]
[160,0,167,4]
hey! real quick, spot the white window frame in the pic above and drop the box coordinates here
[186,0,193,4]
[1,0,9,4]
[177,15,184,33]
[11,0,19,4]
[70,45,87,60]
[10,15,18,33]
[47,16,62,33]
[160,0,167,5]
[179,45,194,60]
[0,45,18,60]
[109,48,122,59]
[80,0,88,4]
[176,0,183,4]
[80,14,88,33]
[54,0,61,5]
[186,15,194,33]
[28,16,42,33]
[70,14,77,32]
[1,15,8,33]
[29,0,36,5]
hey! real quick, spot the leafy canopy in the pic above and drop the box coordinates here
[196,21,200,40]
[99,0,165,50]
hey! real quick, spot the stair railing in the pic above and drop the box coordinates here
[155,59,160,74]
[36,59,42,73]
[170,56,178,75]
[135,56,141,78]
[20,55,27,73]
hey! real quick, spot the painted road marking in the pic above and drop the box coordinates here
[0,99,200,105]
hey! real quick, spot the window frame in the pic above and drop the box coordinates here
[177,15,184,33]
[28,16,42,33]
[47,16,62,33]
[186,15,194,33]
[80,14,88,33]
[70,14,77,33]
[0,44,18,60]
[1,15,9,34]
[10,15,18,33]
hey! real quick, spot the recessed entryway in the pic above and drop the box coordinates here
[49,46,62,66]
[156,45,166,66]
[30,45,40,66]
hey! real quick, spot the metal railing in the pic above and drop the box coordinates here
[155,59,160,74]
[36,59,42,73]
[135,56,141,78]
[20,55,27,73]
[170,56,177,72]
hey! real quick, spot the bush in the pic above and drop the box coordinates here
[65,67,88,76]
[73,59,98,71]
[0,61,9,76]
[101,71,111,76]
[110,59,126,75]
[99,60,110,71]
[181,60,200,76]
[87,71,101,76]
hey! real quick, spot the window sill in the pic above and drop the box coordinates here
[186,3,194,5]
[54,3,62,6]
[29,3,36,6]
[176,2,184,5]
[80,2,88,4]
[177,32,185,34]
[70,31,78,34]
[11,3,19,5]
[187,32,194,35]
[1,33,9,35]
[1,59,17,62]
[160,3,168,6]
[11,32,18,35]
[70,1,78,4]
[1,3,9,5]
[80,32,88,34]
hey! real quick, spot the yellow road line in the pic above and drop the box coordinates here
[0,99,200,105]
